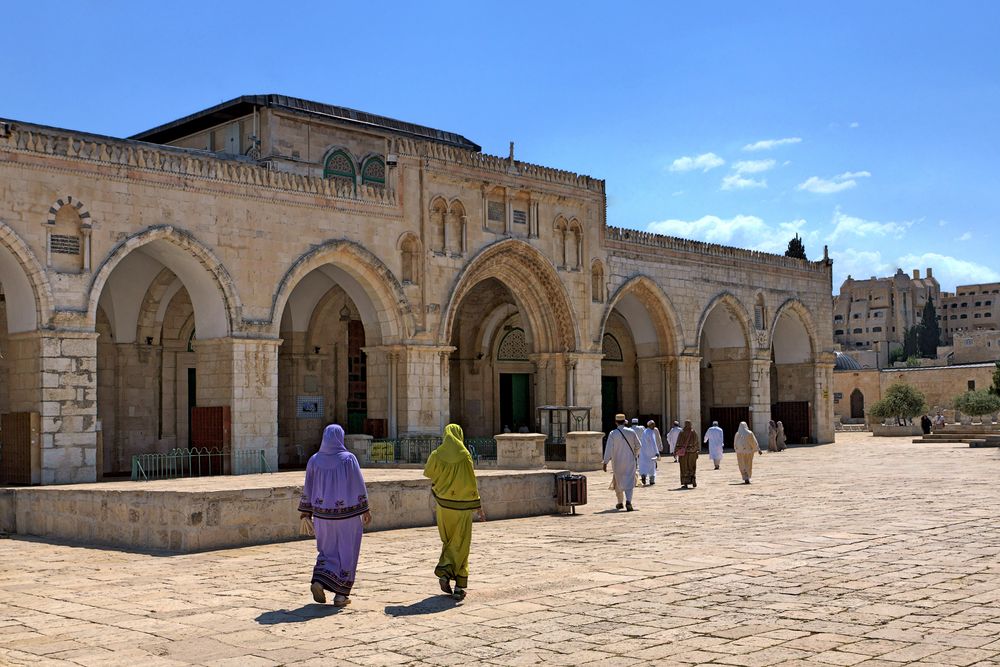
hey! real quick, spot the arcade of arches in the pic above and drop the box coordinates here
[0,102,836,484]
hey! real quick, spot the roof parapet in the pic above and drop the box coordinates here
[605,225,829,271]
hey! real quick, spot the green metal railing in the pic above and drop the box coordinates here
[131,447,270,481]
[362,436,497,466]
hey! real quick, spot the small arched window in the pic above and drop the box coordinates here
[602,334,624,362]
[324,149,356,185]
[591,260,605,303]
[361,156,386,188]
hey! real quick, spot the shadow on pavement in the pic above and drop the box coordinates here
[256,604,342,624]
[384,595,459,616]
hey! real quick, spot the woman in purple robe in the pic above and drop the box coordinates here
[298,424,372,607]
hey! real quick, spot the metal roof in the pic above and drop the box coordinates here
[130,94,481,151]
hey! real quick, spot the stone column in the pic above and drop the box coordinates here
[395,345,455,435]
[7,330,99,484]
[814,357,836,443]
[360,345,397,438]
[750,357,773,447]
[675,354,701,427]
[195,337,280,470]
[570,353,603,432]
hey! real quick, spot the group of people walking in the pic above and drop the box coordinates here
[298,422,483,607]
[298,414,795,606]
[603,414,793,510]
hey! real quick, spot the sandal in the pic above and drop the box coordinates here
[439,576,453,595]
[333,594,351,607]
[310,582,326,604]
[452,587,466,601]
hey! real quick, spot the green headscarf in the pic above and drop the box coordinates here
[423,424,481,510]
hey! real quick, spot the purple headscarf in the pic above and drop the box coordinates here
[298,424,369,520]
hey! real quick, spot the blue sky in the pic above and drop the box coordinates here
[4,2,998,293]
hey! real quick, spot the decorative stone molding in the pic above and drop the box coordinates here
[1,123,398,208]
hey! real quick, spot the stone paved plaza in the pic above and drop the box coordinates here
[2,432,999,666]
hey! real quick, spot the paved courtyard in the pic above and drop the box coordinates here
[2,432,999,666]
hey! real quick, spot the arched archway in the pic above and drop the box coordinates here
[697,293,753,446]
[0,222,54,420]
[271,240,414,462]
[850,389,865,419]
[599,276,682,433]
[443,240,579,438]
[87,227,241,475]
[770,300,820,443]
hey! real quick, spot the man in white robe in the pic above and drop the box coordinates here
[666,421,681,462]
[704,421,725,470]
[638,420,662,485]
[603,413,640,511]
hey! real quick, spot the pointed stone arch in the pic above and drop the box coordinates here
[600,275,682,357]
[769,298,820,360]
[86,225,239,341]
[441,238,578,353]
[270,239,414,345]
[0,219,54,333]
[695,292,754,351]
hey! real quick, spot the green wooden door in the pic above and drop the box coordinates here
[500,373,531,431]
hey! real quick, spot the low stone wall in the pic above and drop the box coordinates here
[872,424,923,437]
[0,469,562,553]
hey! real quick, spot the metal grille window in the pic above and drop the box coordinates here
[497,328,529,361]
[361,156,385,186]
[324,150,356,182]
[602,334,624,361]
[50,234,81,255]
[512,209,527,225]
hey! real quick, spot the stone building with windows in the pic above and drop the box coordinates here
[832,268,940,365]
[939,282,1000,345]
[0,94,835,484]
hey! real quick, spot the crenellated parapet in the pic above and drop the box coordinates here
[604,225,831,273]
[0,121,398,208]
[394,138,605,193]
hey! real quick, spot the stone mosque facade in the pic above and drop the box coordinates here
[0,95,835,484]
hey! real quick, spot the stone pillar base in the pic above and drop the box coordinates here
[495,433,545,468]
[564,431,604,471]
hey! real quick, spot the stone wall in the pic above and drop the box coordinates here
[2,470,562,552]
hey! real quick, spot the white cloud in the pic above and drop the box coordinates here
[956,231,973,242]
[742,137,802,152]
[732,159,776,174]
[797,170,871,194]
[668,152,725,172]
[897,253,1000,289]
[827,209,909,243]
[721,173,767,190]
[849,121,860,128]
[938,220,950,227]
[831,248,997,291]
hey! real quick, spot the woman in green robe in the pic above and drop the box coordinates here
[423,424,487,600]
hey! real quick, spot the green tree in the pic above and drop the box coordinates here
[918,298,940,358]
[902,326,921,359]
[784,234,807,260]
[905,355,921,368]
[953,390,1000,420]
[989,361,1000,397]
[868,383,927,425]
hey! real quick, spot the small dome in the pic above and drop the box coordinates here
[834,352,863,371]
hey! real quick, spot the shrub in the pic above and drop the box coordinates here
[952,390,1000,419]
[868,383,927,425]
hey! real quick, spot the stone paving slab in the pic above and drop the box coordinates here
[1,433,999,666]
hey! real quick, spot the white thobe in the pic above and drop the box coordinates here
[666,426,681,455]
[704,426,725,463]
[638,428,661,477]
[604,427,640,500]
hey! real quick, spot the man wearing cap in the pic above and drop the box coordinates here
[603,414,640,511]
[704,421,725,470]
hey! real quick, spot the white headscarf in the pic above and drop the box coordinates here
[733,421,759,454]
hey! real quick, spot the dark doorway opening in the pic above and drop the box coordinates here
[500,373,531,432]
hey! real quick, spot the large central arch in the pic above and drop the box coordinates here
[441,239,577,353]
[769,298,820,443]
